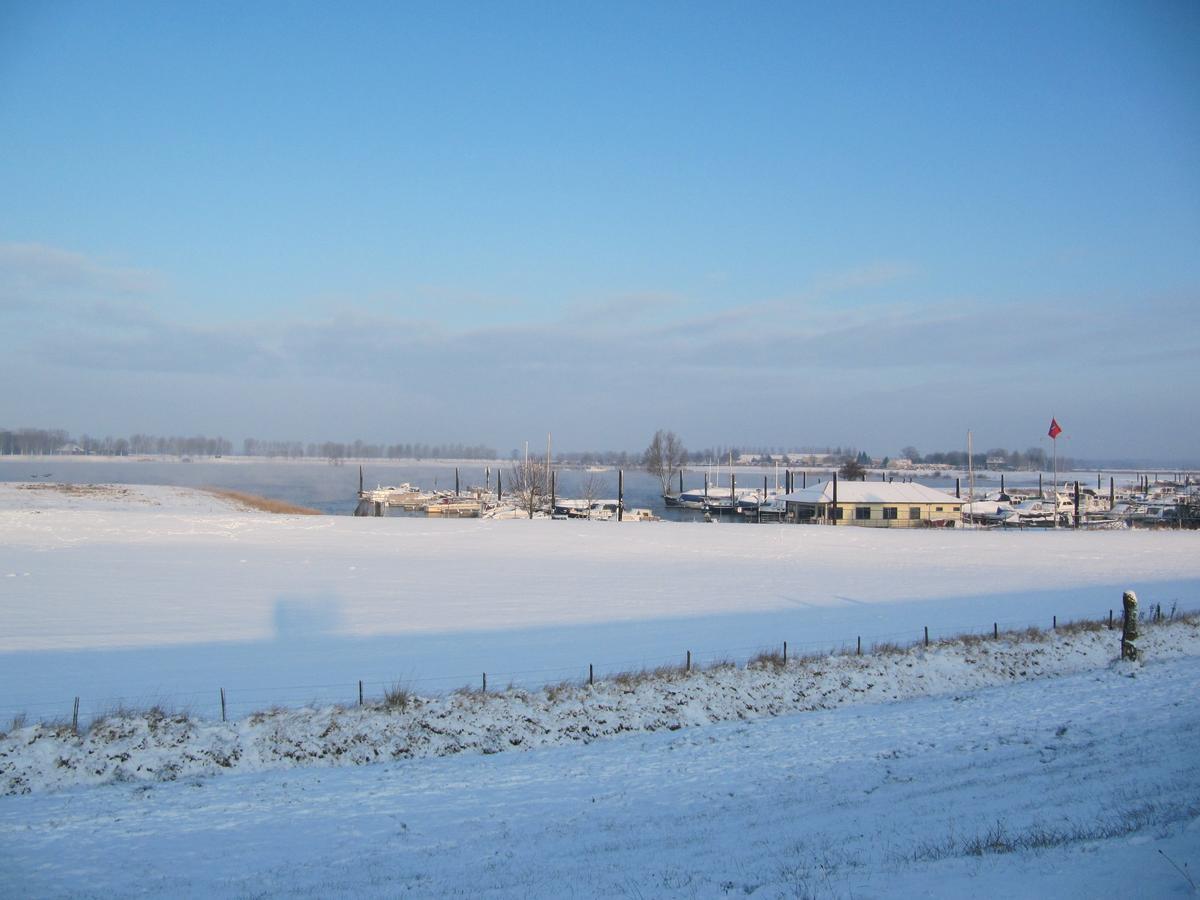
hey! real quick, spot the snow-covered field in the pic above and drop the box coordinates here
[2,482,1198,897]
[2,481,1198,722]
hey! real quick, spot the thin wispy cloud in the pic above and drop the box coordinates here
[0,242,164,299]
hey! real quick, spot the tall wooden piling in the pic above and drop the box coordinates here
[550,470,556,512]
[617,469,624,521]
[1039,472,1043,497]
[497,470,502,502]
[831,472,838,524]
[1121,591,1139,661]
[1073,481,1080,528]
[955,477,960,499]
[1109,477,1115,509]
[455,467,460,497]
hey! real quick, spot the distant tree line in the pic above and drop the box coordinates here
[0,427,494,460]
[243,439,497,460]
[0,428,234,457]
[898,445,1076,471]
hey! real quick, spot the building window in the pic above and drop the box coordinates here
[855,507,871,520]
[882,507,898,520]
[909,507,921,519]
[935,506,944,512]
[833,506,844,520]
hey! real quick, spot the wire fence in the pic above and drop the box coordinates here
[2,601,1192,729]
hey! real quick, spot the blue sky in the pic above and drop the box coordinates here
[2,1,1198,460]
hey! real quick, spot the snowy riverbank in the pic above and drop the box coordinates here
[4,616,1196,795]
[3,480,1199,722]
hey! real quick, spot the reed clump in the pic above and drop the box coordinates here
[202,488,322,515]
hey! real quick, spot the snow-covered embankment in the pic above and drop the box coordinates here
[3,616,1196,795]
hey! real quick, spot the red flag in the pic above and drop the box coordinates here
[1048,418,1062,439]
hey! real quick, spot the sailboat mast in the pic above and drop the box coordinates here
[967,430,975,506]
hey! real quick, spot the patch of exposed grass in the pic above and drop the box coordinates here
[381,682,412,711]
[1054,617,1105,635]
[747,649,787,671]
[246,706,290,725]
[705,657,738,672]
[543,680,575,703]
[901,795,1200,864]
[201,487,322,515]
[608,663,687,689]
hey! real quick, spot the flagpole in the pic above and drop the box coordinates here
[1052,418,1058,529]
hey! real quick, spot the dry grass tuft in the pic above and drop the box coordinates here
[202,488,322,515]
[1054,618,1105,635]
[607,663,687,688]
[247,706,290,725]
[1010,625,1047,642]
[543,680,575,702]
[381,682,412,711]
[748,649,787,671]
[871,641,909,656]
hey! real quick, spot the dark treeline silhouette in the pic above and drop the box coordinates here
[0,428,233,457]
[901,445,1077,471]
[0,427,494,460]
[244,439,497,460]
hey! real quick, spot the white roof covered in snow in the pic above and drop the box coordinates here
[781,481,962,505]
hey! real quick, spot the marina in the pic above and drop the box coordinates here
[1,455,1197,529]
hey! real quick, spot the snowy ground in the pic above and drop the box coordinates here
[2,481,1198,723]
[2,482,1198,897]
[1,641,1197,897]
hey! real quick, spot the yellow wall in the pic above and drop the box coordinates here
[812,502,963,527]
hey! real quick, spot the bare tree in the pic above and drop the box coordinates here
[578,471,603,519]
[643,430,688,496]
[508,455,550,519]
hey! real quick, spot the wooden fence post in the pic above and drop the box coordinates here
[589,664,594,686]
[72,696,79,734]
[856,636,861,656]
[220,687,226,722]
[993,622,998,639]
[482,672,487,693]
[783,640,787,663]
[924,626,929,647]
[358,680,363,706]
[686,650,691,673]
[1121,591,1139,661]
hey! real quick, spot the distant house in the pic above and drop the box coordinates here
[781,482,963,527]
[54,443,86,455]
